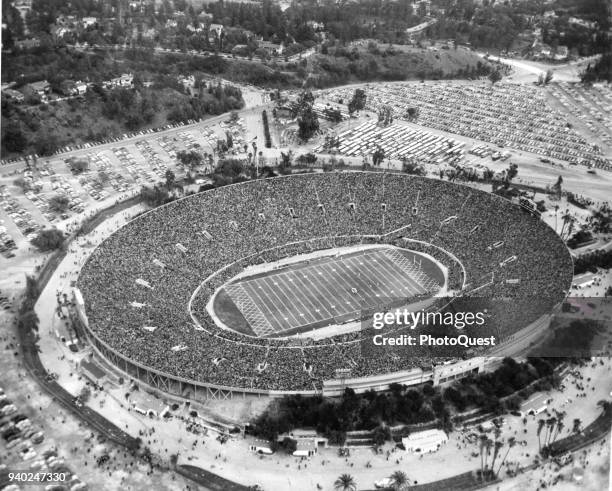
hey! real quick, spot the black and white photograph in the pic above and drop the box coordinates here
[0,0,611,489]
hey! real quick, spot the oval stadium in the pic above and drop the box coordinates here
[74,172,573,399]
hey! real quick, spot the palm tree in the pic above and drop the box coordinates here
[545,417,557,446]
[483,438,493,472]
[389,470,409,491]
[334,474,356,491]
[536,419,545,452]
[560,210,572,238]
[552,421,565,443]
[478,434,487,475]
[493,427,502,442]
[490,440,504,473]
[554,205,560,232]
[497,436,516,476]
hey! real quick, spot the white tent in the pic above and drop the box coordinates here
[402,429,448,454]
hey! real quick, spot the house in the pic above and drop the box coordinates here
[208,23,224,43]
[82,17,98,28]
[307,20,325,31]
[568,17,596,29]
[2,89,25,102]
[554,45,569,60]
[178,75,195,90]
[75,80,88,94]
[259,40,283,56]
[56,14,77,27]
[26,80,50,97]
[104,73,134,89]
[59,80,88,96]
[53,26,73,38]
[59,80,77,96]
[186,22,206,33]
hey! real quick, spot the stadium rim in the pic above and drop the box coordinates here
[73,170,574,398]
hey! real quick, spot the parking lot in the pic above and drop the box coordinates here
[0,117,248,255]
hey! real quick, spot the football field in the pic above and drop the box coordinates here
[222,247,441,337]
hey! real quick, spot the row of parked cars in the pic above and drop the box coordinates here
[1,120,206,168]
[1,190,41,244]
[1,386,87,491]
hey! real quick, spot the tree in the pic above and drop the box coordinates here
[377,104,393,126]
[48,194,70,213]
[2,121,27,153]
[334,474,356,491]
[70,158,89,173]
[372,425,390,446]
[177,150,203,170]
[13,177,29,191]
[406,107,419,122]
[165,169,176,189]
[389,470,409,491]
[281,437,297,453]
[496,436,516,476]
[18,309,39,333]
[297,107,320,141]
[31,228,65,251]
[402,159,426,176]
[488,69,502,85]
[572,418,581,434]
[505,163,518,184]
[347,88,367,115]
[140,184,171,207]
[490,440,503,476]
[544,69,554,85]
[79,386,92,404]
[279,150,293,174]
[552,175,563,198]
[478,434,487,475]
[536,418,545,452]
[372,147,385,167]
[483,438,493,472]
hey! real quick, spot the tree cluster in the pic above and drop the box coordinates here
[262,110,272,148]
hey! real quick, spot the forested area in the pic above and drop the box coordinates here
[429,0,610,55]
[1,47,244,157]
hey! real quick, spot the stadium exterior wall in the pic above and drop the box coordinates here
[74,287,553,400]
[72,171,568,400]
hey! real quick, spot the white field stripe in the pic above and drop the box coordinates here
[377,253,425,295]
[241,281,290,333]
[285,270,334,320]
[258,276,303,328]
[275,274,319,325]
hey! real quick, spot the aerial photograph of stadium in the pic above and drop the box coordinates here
[1,0,611,490]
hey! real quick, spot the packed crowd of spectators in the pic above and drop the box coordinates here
[77,172,573,392]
